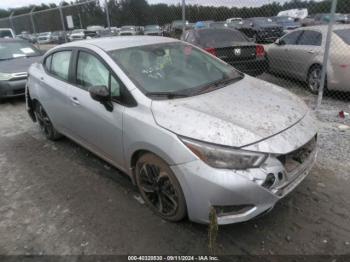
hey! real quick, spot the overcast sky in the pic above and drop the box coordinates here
[0,0,292,10]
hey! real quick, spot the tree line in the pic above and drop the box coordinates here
[0,0,349,34]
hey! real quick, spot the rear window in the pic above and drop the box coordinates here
[334,29,350,45]
[198,29,248,48]
[0,30,13,38]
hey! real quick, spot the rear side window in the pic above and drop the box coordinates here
[0,30,13,38]
[298,30,322,46]
[50,51,72,81]
[281,31,302,45]
[334,29,350,45]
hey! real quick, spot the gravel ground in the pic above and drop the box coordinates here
[0,73,349,255]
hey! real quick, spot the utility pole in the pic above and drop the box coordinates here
[105,0,111,31]
[316,0,338,109]
[30,7,36,35]
[59,2,67,42]
[9,11,15,33]
[182,0,186,33]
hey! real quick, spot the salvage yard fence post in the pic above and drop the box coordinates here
[316,0,338,109]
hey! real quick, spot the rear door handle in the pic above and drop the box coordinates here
[307,50,315,54]
[70,97,80,105]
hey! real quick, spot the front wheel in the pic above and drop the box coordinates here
[34,102,62,141]
[307,65,325,94]
[135,153,187,222]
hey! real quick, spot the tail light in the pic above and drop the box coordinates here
[256,45,265,57]
[204,47,217,57]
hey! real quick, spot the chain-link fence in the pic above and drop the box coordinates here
[0,0,350,112]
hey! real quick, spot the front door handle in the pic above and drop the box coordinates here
[70,97,80,105]
[307,50,315,54]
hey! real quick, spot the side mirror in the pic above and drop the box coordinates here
[89,85,113,112]
[275,39,285,46]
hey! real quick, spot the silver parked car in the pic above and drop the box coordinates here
[267,24,350,93]
[26,36,317,225]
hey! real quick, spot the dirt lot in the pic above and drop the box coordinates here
[0,73,350,255]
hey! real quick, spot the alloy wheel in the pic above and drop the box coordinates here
[308,67,322,94]
[138,162,179,217]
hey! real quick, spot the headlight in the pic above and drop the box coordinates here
[0,72,12,81]
[180,137,268,170]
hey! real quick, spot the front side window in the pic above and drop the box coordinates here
[76,51,120,97]
[109,42,242,97]
[298,30,322,46]
[50,51,71,81]
[281,31,303,45]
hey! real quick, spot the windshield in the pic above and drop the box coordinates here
[145,25,160,30]
[72,29,84,33]
[209,22,228,29]
[109,42,242,98]
[121,26,135,30]
[335,29,350,45]
[275,16,294,22]
[0,41,41,60]
[198,29,248,47]
[252,18,275,26]
[0,30,13,38]
[39,32,50,36]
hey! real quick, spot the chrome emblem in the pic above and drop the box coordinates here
[234,48,241,56]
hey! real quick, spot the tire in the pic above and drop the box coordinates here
[135,153,187,222]
[34,102,62,141]
[307,65,326,94]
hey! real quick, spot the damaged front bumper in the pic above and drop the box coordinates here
[171,136,317,225]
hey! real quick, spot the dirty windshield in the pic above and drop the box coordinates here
[109,42,242,98]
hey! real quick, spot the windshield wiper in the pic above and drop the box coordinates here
[145,91,190,99]
[194,74,244,95]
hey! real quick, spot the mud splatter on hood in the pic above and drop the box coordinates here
[151,75,309,148]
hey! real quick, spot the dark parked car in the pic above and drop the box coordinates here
[181,28,268,76]
[239,17,284,43]
[0,39,42,99]
[271,16,301,30]
[51,31,66,44]
[170,20,190,39]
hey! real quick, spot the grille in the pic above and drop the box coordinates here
[278,136,317,173]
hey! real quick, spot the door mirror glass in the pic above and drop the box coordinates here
[275,39,285,46]
[89,85,113,111]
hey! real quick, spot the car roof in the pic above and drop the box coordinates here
[55,36,179,51]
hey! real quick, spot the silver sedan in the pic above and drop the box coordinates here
[267,24,350,93]
[26,36,317,225]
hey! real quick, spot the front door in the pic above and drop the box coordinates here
[66,50,125,169]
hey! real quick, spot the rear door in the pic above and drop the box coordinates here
[65,49,125,169]
[292,30,323,79]
[39,50,74,133]
[268,30,303,75]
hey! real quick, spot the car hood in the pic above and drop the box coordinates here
[151,75,309,149]
[0,56,42,74]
